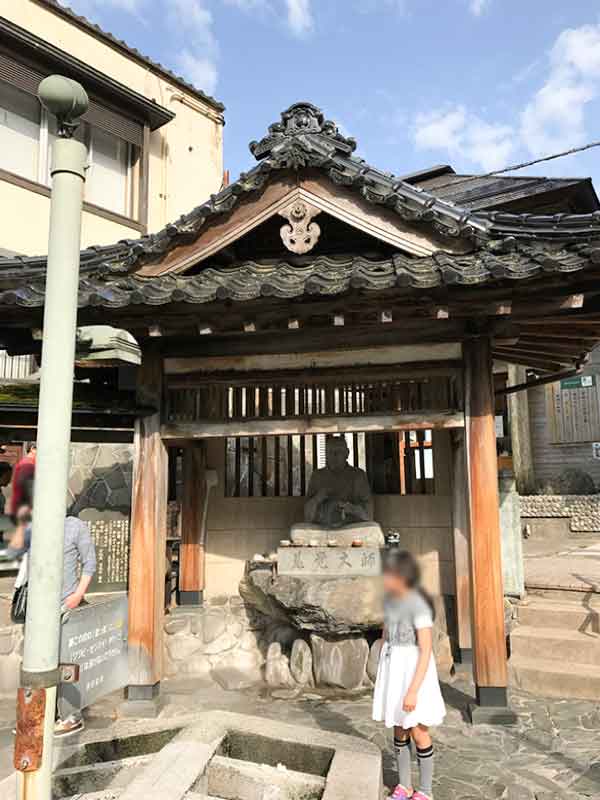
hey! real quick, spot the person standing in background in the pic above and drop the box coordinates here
[23,515,97,736]
[0,461,12,516]
[8,444,36,520]
[0,462,13,547]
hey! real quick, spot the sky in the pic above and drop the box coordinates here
[60,0,600,190]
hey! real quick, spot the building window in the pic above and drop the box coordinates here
[0,80,140,220]
[48,117,138,218]
[224,431,435,497]
[0,82,41,183]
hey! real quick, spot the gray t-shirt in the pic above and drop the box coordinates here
[384,590,433,647]
[25,517,97,601]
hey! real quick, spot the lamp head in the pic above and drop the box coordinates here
[38,76,89,138]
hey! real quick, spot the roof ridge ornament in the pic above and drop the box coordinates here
[250,102,357,162]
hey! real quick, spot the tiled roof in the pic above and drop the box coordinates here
[2,243,599,309]
[415,173,597,212]
[2,103,600,293]
[40,0,224,112]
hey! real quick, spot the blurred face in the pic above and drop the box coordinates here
[325,440,349,471]
[383,569,410,597]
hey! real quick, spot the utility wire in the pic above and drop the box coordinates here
[427,138,600,193]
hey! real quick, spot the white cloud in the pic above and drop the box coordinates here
[63,0,220,93]
[168,0,219,92]
[285,0,313,37]
[177,51,219,94]
[413,106,514,171]
[223,0,268,6]
[469,0,490,16]
[521,23,600,155]
[414,22,600,172]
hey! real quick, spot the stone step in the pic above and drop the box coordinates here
[516,599,600,630]
[525,585,600,603]
[511,625,600,666]
[509,655,600,700]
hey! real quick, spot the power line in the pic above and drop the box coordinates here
[428,137,600,193]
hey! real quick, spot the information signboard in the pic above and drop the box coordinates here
[58,594,128,718]
[79,510,130,593]
[547,375,600,444]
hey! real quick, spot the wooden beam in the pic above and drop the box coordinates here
[127,343,168,702]
[507,364,536,494]
[167,360,462,388]
[165,342,462,376]
[451,430,472,664]
[158,322,467,360]
[161,410,464,440]
[464,337,508,706]
[491,350,567,373]
[179,443,207,605]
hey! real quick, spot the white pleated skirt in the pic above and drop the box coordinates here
[372,642,446,729]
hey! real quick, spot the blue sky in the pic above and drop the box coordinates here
[62,0,600,190]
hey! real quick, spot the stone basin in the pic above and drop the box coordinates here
[32,711,382,800]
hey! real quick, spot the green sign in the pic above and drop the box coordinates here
[560,375,595,391]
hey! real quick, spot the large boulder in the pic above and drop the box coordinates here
[265,642,297,689]
[366,638,383,683]
[290,639,315,687]
[310,635,369,690]
[240,568,384,636]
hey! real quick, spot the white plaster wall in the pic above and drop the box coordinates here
[0,181,139,255]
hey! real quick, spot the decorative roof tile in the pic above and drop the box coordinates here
[2,244,599,310]
[3,102,600,288]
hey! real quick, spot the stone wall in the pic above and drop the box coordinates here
[68,443,133,516]
[520,494,600,533]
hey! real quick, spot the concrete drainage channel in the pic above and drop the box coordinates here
[54,712,383,800]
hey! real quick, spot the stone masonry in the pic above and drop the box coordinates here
[521,494,600,533]
[68,443,133,516]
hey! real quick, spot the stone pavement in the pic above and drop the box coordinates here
[524,538,600,594]
[1,674,598,799]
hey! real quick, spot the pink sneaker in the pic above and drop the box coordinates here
[412,792,432,800]
[389,785,412,800]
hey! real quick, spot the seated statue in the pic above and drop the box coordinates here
[291,436,384,546]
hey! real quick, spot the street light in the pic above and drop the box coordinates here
[14,76,88,800]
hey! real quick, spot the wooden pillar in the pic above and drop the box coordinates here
[464,337,508,707]
[507,364,536,495]
[451,430,472,664]
[179,442,207,605]
[126,343,168,705]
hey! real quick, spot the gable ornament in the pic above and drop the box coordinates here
[279,200,322,254]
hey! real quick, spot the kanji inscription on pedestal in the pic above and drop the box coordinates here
[278,546,381,577]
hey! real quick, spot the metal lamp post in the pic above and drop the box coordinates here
[14,76,88,800]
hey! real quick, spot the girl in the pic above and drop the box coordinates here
[373,550,446,800]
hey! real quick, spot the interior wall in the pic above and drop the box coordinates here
[204,435,455,600]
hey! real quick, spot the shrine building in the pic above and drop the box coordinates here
[2,102,600,713]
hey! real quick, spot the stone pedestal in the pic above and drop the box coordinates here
[278,546,381,577]
[290,521,385,547]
